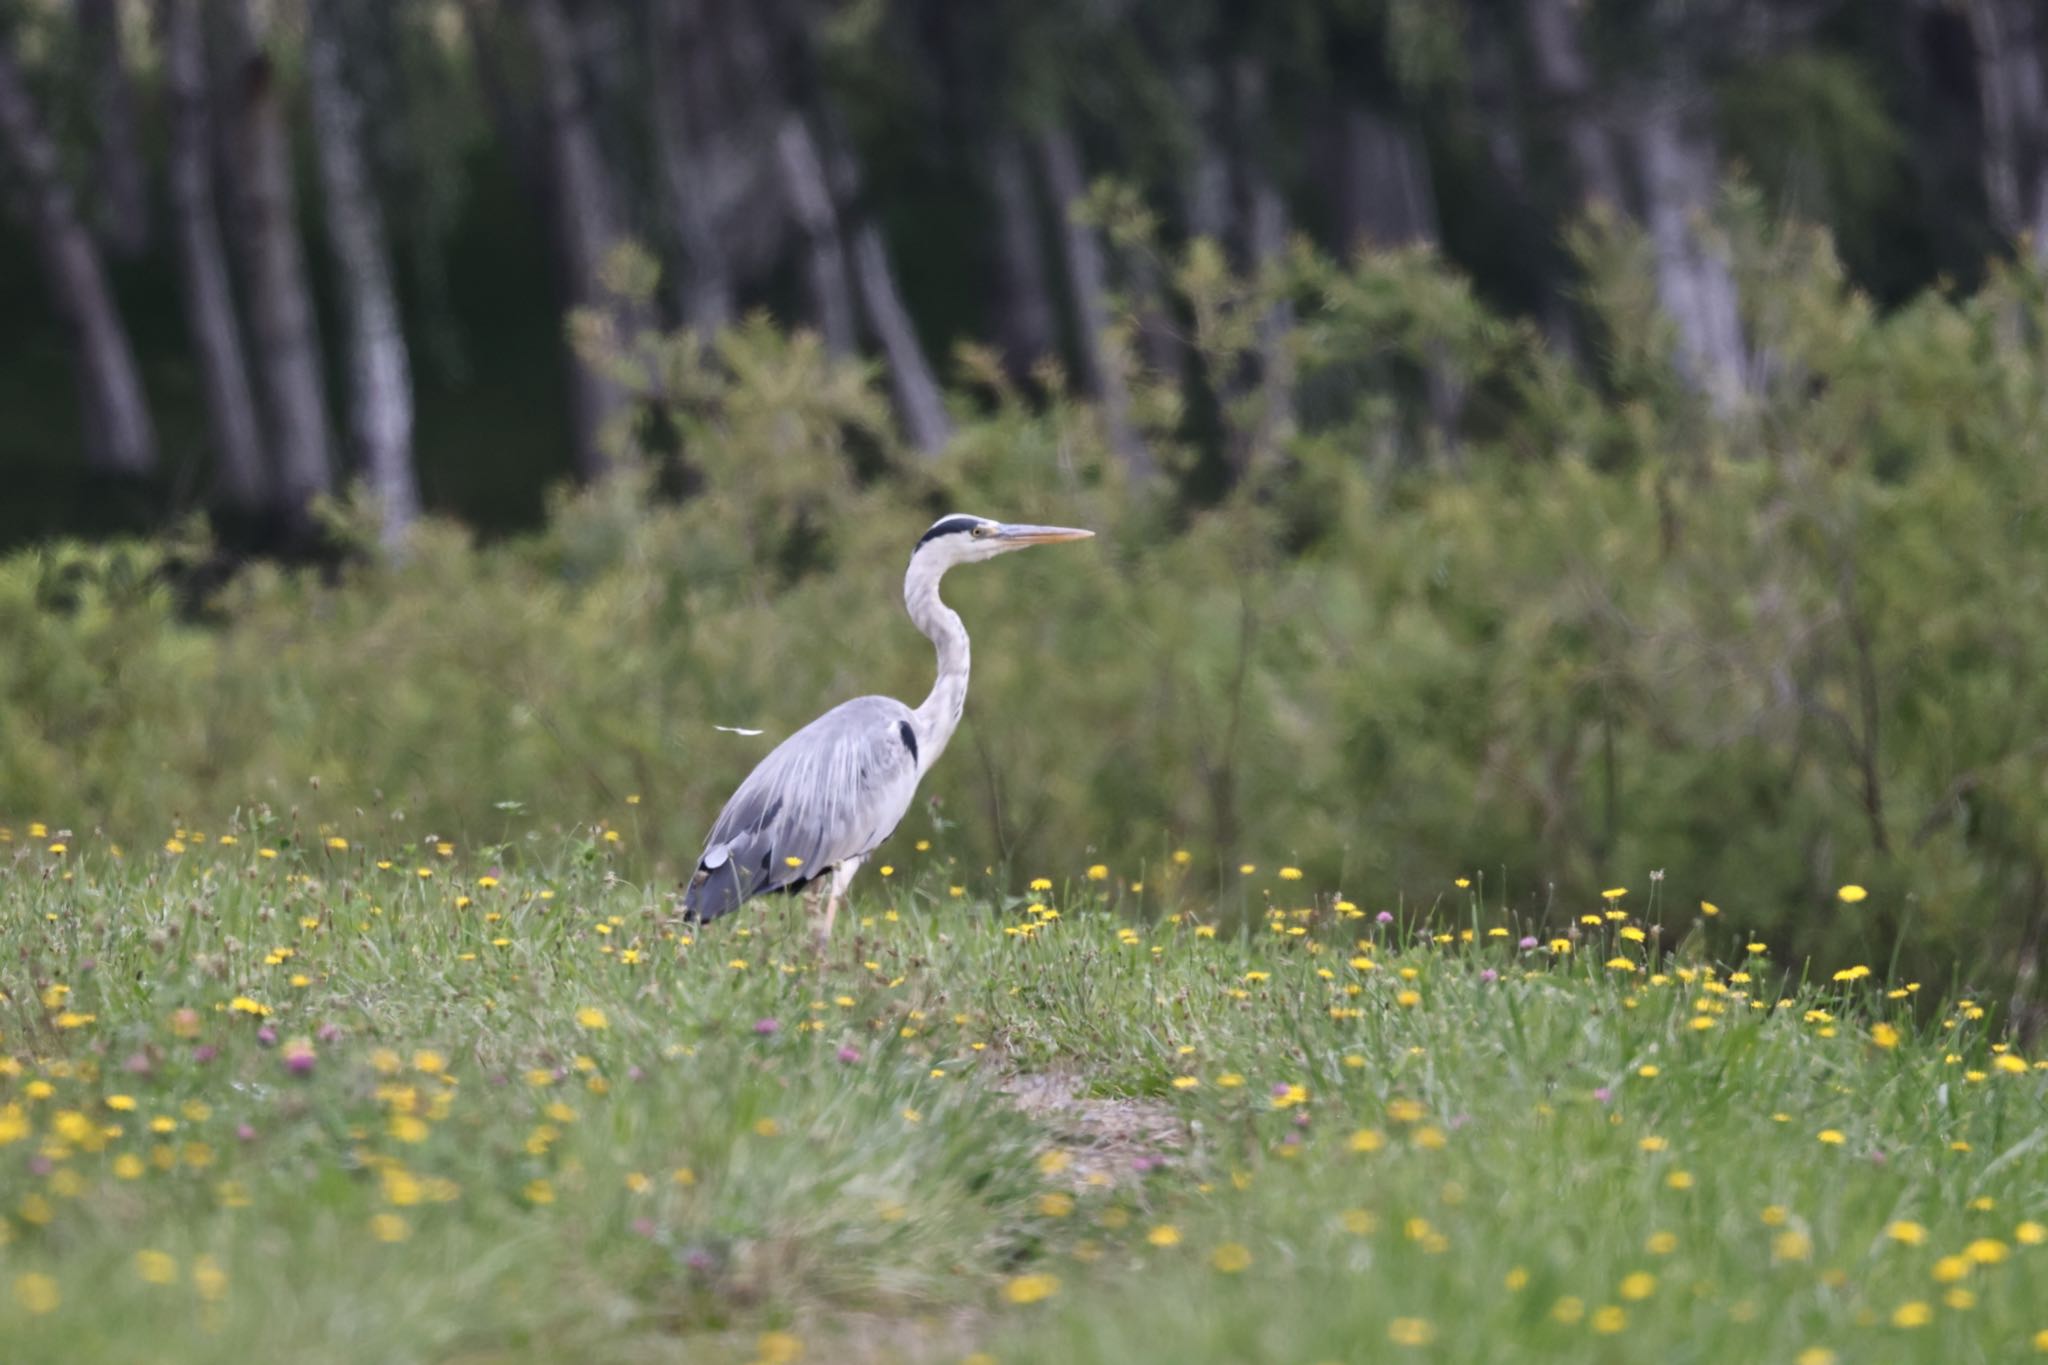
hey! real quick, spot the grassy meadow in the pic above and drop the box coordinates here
[0,815,2043,1362]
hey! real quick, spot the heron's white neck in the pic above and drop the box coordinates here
[904,550,968,773]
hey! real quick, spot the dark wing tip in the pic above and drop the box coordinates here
[683,850,748,922]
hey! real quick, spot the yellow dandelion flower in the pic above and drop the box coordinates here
[1886,1221,1928,1246]
[753,1331,803,1364]
[1965,1238,2010,1265]
[576,1007,608,1031]
[1147,1225,1181,1247]
[1795,1350,1835,1365]
[1211,1242,1252,1273]
[13,1274,59,1315]
[1837,884,1868,903]
[1619,1272,1656,1300]
[1387,1318,1434,1347]
[370,1213,410,1243]
[134,1250,177,1285]
[523,1179,555,1205]
[1931,1255,1971,1283]
[1004,1273,1059,1304]
[1818,1129,1846,1146]
[2015,1221,2046,1246]
[1891,1301,1932,1328]
[1591,1305,1627,1334]
[1036,1192,1073,1218]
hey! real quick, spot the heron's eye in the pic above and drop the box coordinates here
[970,524,992,538]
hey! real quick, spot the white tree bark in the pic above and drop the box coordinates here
[647,0,735,332]
[1037,126,1152,478]
[216,0,335,524]
[1635,95,1749,415]
[813,114,953,455]
[773,113,859,357]
[77,0,150,258]
[523,0,639,480]
[1523,0,1628,209]
[1331,103,1439,251]
[1964,0,2048,263]
[0,38,156,476]
[159,0,265,513]
[988,132,1057,375]
[307,0,420,552]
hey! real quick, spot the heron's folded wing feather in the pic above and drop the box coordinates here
[684,697,920,920]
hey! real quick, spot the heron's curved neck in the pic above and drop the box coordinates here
[904,550,968,771]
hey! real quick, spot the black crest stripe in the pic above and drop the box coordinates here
[916,516,982,549]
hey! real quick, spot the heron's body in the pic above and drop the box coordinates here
[683,514,1093,943]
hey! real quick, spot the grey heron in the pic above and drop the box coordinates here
[683,514,1095,945]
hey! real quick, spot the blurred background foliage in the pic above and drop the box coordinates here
[6,206,2048,1017]
[4,0,2048,1013]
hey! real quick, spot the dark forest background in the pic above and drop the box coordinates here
[3,0,2043,543]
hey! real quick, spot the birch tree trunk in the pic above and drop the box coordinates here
[307,0,420,552]
[646,0,734,332]
[1964,0,2048,262]
[814,114,952,455]
[1037,125,1153,479]
[1524,0,1748,412]
[988,132,1057,376]
[1227,58,1293,470]
[522,0,638,480]
[159,0,266,514]
[1635,94,1749,414]
[1330,103,1438,251]
[1523,0,1628,210]
[773,113,859,357]
[0,39,156,476]
[77,0,150,258]
[216,0,335,525]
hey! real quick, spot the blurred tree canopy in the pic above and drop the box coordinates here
[0,0,2045,540]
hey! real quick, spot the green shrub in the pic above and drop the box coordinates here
[4,208,2046,1012]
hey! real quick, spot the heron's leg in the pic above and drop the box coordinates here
[817,856,864,953]
[801,879,824,931]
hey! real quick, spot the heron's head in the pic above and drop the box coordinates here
[912,514,1095,567]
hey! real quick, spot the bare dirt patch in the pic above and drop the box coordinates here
[1001,1071,1186,1189]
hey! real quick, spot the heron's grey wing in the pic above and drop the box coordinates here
[684,696,922,921]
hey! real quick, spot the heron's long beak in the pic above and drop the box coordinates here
[994,523,1095,546]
